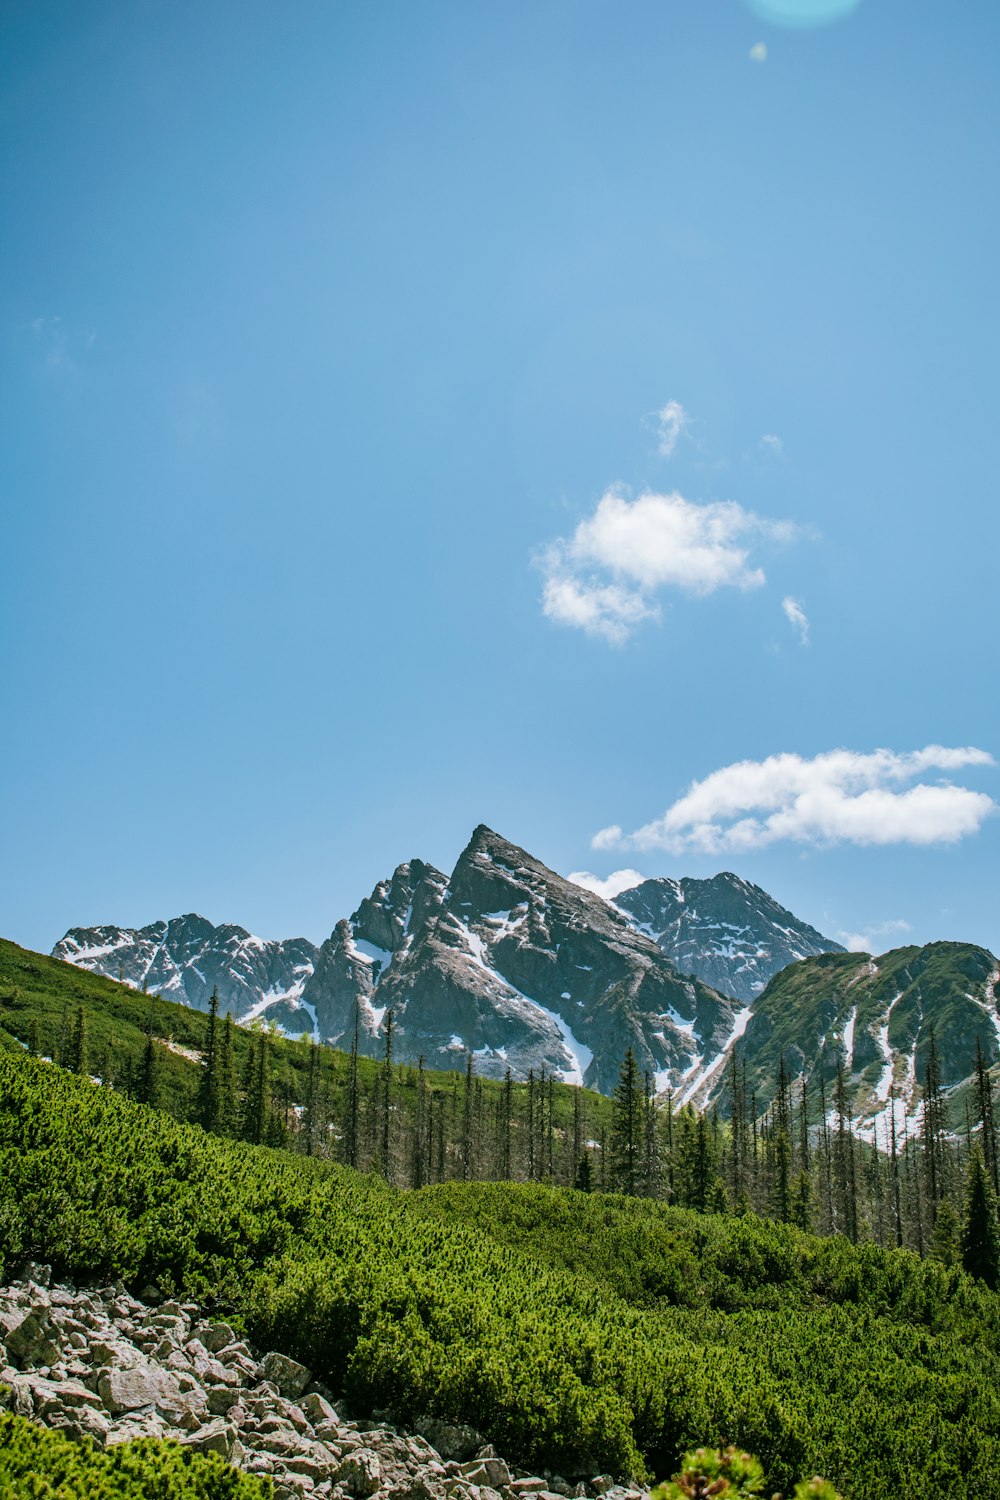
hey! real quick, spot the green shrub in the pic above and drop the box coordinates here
[0,1413,271,1499]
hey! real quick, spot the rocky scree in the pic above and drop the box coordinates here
[0,1265,646,1500]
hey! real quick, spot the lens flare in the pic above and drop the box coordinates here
[746,0,861,27]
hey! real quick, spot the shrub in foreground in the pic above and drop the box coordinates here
[0,1412,272,1499]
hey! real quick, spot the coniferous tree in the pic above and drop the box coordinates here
[575,1151,593,1192]
[461,1050,474,1181]
[217,1014,238,1136]
[379,1010,395,1180]
[197,988,221,1132]
[961,1145,1000,1287]
[501,1068,513,1180]
[303,1038,322,1157]
[65,1005,89,1077]
[929,1197,960,1266]
[411,1056,427,1188]
[343,1007,360,1169]
[974,1037,998,1193]
[922,1028,948,1213]
[663,1087,675,1204]
[610,1048,643,1194]
[526,1069,537,1180]
[137,1032,161,1109]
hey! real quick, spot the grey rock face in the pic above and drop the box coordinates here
[53,830,837,1096]
[301,827,741,1095]
[614,872,843,1004]
[52,914,317,1028]
[98,1364,182,1413]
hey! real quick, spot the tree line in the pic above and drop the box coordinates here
[37,985,1000,1288]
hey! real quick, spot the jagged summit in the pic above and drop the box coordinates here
[614,871,843,1003]
[53,915,318,1031]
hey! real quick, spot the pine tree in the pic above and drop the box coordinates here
[575,1151,593,1192]
[610,1048,643,1195]
[642,1070,660,1198]
[791,1169,813,1230]
[65,1005,89,1077]
[974,1037,998,1193]
[217,1015,238,1136]
[197,988,221,1133]
[922,1027,948,1211]
[379,1010,394,1180]
[411,1055,428,1188]
[461,1050,474,1182]
[526,1069,536,1181]
[501,1068,513,1181]
[961,1146,1000,1288]
[343,1006,360,1169]
[929,1196,960,1266]
[303,1038,322,1157]
[137,1033,161,1109]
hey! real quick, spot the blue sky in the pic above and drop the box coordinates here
[2,0,999,959]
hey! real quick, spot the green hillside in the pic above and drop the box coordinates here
[0,937,615,1178]
[717,941,999,1116]
[3,1038,1000,1499]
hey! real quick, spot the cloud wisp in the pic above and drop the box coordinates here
[782,595,810,645]
[540,488,796,644]
[749,42,768,62]
[566,868,647,902]
[593,746,996,854]
[656,399,690,457]
[838,918,913,955]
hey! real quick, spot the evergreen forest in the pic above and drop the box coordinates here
[2,938,1000,1497]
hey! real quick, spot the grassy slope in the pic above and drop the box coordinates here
[0,937,613,1139]
[726,941,999,1114]
[2,1045,1000,1499]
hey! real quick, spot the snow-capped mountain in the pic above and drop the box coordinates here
[53,827,744,1096]
[613,872,843,1003]
[53,915,318,1032]
[301,827,741,1094]
[50,839,1000,1116]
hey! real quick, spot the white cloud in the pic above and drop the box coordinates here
[540,569,658,646]
[749,42,768,62]
[838,919,913,955]
[782,595,809,645]
[656,399,689,457]
[539,487,796,643]
[567,868,646,901]
[759,432,783,455]
[594,746,996,854]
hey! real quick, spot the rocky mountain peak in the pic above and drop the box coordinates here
[614,872,843,1003]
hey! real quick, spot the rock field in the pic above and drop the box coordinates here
[0,1264,647,1500]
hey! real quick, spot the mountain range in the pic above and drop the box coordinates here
[53,824,999,1117]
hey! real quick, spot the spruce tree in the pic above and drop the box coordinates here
[217,1015,238,1136]
[461,1049,474,1182]
[961,1146,1000,1287]
[922,1027,948,1211]
[343,1006,360,1169]
[137,1032,161,1109]
[610,1048,643,1195]
[501,1068,513,1180]
[379,1010,394,1180]
[197,988,221,1133]
[974,1037,998,1192]
[66,1005,89,1077]
[575,1151,593,1192]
